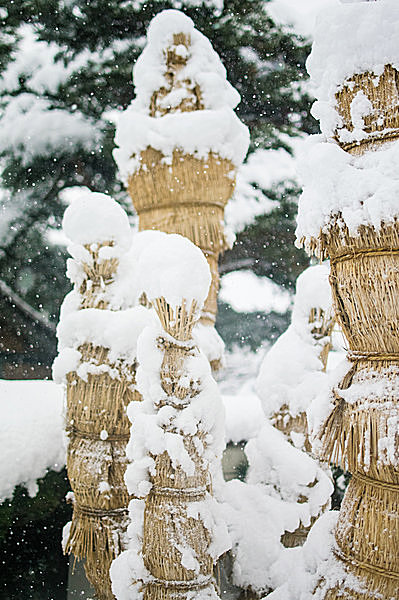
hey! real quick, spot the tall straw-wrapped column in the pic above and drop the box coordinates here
[53,193,151,599]
[113,9,249,367]
[111,233,229,600]
[296,2,399,598]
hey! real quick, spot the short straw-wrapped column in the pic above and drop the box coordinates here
[113,10,249,365]
[111,233,229,600]
[53,192,150,599]
[296,2,399,597]
[256,265,334,455]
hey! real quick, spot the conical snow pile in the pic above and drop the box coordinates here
[110,233,229,600]
[53,192,151,599]
[296,2,399,598]
[113,9,249,365]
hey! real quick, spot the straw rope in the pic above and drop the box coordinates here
[341,129,399,154]
[333,549,399,582]
[352,471,399,494]
[348,351,399,363]
[330,247,399,265]
[149,577,213,590]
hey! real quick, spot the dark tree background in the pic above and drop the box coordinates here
[0,0,315,359]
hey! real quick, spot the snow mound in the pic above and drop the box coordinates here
[308,0,399,139]
[62,191,131,251]
[136,233,211,310]
[0,380,65,501]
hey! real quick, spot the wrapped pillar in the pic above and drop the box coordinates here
[110,233,229,600]
[53,193,150,599]
[296,2,399,598]
[113,9,249,366]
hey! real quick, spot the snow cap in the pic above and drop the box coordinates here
[307,0,399,136]
[133,9,240,112]
[291,264,332,324]
[62,191,131,250]
[136,232,211,310]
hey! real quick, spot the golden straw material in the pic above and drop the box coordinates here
[128,148,235,326]
[63,242,141,600]
[325,223,399,353]
[315,218,399,599]
[66,345,139,437]
[67,503,129,600]
[128,148,234,253]
[138,298,219,600]
[320,470,399,600]
[80,243,119,309]
[335,64,399,155]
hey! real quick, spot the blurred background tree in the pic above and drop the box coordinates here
[0,0,315,371]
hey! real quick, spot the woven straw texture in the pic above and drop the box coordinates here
[138,298,219,600]
[315,215,399,598]
[64,251,140,600]
[335,64,399,155]
[128,148,234,325]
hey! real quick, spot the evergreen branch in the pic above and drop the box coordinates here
[0,278,56,332]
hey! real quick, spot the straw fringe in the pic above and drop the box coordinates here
[315,218,399,597]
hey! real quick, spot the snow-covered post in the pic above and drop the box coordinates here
[111,233,229,600]
[257,265,334,455]
[113,9,249,368]
[296,2,399,598]
[53,193,150,600]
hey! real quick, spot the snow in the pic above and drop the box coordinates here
[222,392,263,444]
[136,232,211,310]
[307,0,399,140]
[267,511,347,600]
[256,265,333,423]
[219,270,292,314]
[267,0,336,39]
[53,306,152,384]
[246,423,333,528]
[62,191,132,252]
[0,93,98,165]
[296,135,399,248]
[0,380,65,502]
[113,9,249,182]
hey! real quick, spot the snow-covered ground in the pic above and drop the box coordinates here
[0,379,66,502]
